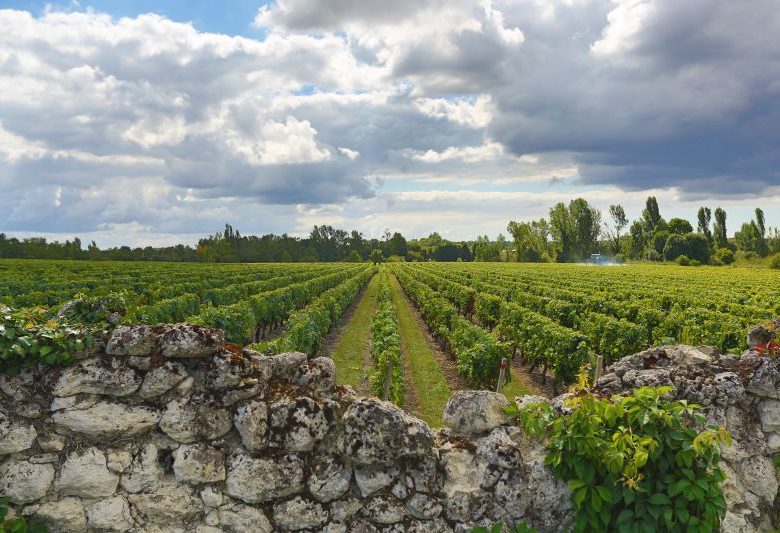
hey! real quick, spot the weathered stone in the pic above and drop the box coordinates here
[340,398,433,465]
[737,455,778,504]
[440,446,487,497]
[105,325,157,356]
[225,451,305,504]
[270,396,331,452]
[443,391,511,436]
[52,401,159,439]
[126,355,152,370]
[53,357,140,397]
[0,459,55,504]
[758,399,780,432]
[172,443,226,483]
[200,486,223,508]
[265,351,308,380]
[129,484,203,525]
[87,496,133,532]
[0,367,40,401]
[366,494,405,524]
[218,501,273,533]
[355,463,400,496]
[159,395,231,443]
[406,493,443,520]
[29,453,59,464]
[272,496,328,531]
[139,362,188,399]
[406,454,441,494]
[37,432,66,452]
[160,325,224,358]
[0,411,37,454]
[233,399,269,452]
[622,368,674,389]
[713,372,744,403]
[745,357,780,399]
[106,449,133,473]
[57,447,119,498]
[206,351,271,392]
[293,357,336,391]
[13,402,43,419]
[309,455,352,502]
[476,426,523,469]
[121,443,163,493]
[329,498,363,522]
[748,325,776,348]
[23,498,86,533]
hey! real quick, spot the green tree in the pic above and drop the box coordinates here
[697,207,712,242]
[642,196,662,233]
[607,204,628,255]
[667,218,693,235]
[713,208,728,249]
[508,220,549,262]
[369,249,384,264]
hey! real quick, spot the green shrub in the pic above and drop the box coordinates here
[713,248,735,265]
[690,259,701,267]
[676,255,691,266]
[513,386,729,533]
[769,253,780,270]
[1,496,47,532]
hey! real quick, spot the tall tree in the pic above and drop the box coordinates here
[607,204,628,254]
[570,198,602,259]
[549,203,574,262]
[713,208,728,249]
[756,208,768,256]
[642,196,662,233]
[697,207,712,242]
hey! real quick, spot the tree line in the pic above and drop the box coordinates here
[1,197,777,264]
[506,196,780,265]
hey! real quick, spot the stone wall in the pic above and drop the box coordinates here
[0,322,779,532]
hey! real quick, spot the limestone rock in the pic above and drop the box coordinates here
[52,401,159,439]
[0,459,55,504]
[53,357,140,397]
[366,494,405,524]
[218,502,273,533]
[340,398,433,465]
[206,351,270,393]
[406,493,442,520]
[758,399,780,432]
[57,447,119,498]
[737,455,778,504]
[272,496,328,531]
[105,325,158,356]
[406,454,441,494]
[159,395,232,443]
[160,325,224,358]
[172,443,226,484]
[0,411,37,454]
[121,443,163,493]
[106,449,133,473]
[200,486,223,508]
[622,368,674,389]
[270,396,331,452]
[440,446,487,497]
[308,455,352,503]
[87,496,134,532]
[233,399,269,452]
[443,391,511,436]
[355,464,399,497]
[139,362,188,399]
[475,426,523,469]
[265,351,307,380]
[293,357,336,392]
[37,432,66,452]
[23,498,86,533]
[225,451,305,504]
[128,484,203,525]
[329,498,363,523]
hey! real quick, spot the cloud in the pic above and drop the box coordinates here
[1,0,779,245]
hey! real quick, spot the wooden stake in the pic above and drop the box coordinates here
[496,358,507,392]
[383,359,392,401]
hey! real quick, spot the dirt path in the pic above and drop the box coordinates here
[320,275,379,394]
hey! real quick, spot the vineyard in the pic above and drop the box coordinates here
[2,258,780,398]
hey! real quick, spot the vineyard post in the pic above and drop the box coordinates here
[595,354,604,381]
[496,358,507,392]
[383,359,392,401]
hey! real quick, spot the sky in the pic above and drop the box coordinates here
[0,0,778,247]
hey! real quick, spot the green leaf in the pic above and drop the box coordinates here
[648,493,671,506]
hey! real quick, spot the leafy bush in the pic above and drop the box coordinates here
[769,253,780,270]
[664,233,711,264]
[712,247,735,265]
[513,386,729,533]
[676,255,691,266]
[0,306,98,375]
[690,259,701,267]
